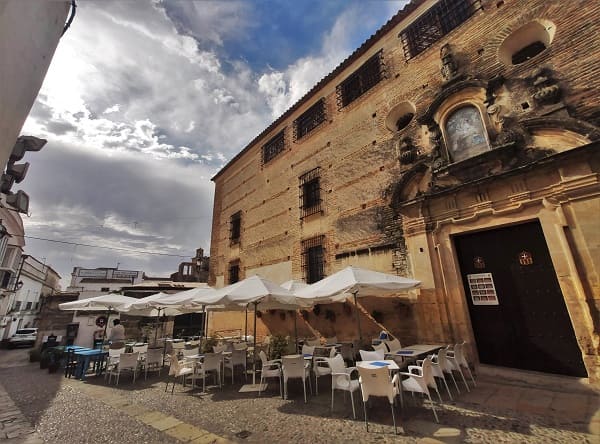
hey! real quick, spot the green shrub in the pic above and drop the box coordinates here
[269,334,289,360]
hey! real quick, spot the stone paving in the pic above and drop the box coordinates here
[0,348,598,443]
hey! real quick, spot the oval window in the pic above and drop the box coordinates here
[385,101,416,132]
[445,106,489,162]
[498,20,555,65]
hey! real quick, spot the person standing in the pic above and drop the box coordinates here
[108,319,125,343]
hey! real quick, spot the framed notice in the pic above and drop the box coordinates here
[466,273,499,305]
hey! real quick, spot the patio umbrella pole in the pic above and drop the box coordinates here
[102,307,112,344]
[245,306,248,341]
[252,302,258,385]
[294,310,298,353]
[154,308,162,346]
[353,291,363,345]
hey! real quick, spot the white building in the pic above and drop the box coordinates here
[0,1,73,339]
[0,0,72,170]
[1,255,61,339]
[66,267,144,347]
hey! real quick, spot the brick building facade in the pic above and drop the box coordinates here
[209,0,600,383]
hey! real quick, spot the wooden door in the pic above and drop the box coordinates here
[454,221,587,377]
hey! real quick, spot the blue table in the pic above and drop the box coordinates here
[74,349,108,380]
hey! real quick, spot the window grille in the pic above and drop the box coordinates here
[230,211,241,244]
[262,130,285,165]
[293,98,326,141]
[301,235,325,284]
[299,167,322,218]
[400,0,482,60]
[336,50,386,110]
[228,260,240,284]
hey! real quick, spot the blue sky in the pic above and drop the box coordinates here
[20,0,408,286]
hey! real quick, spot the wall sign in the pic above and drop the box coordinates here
[467,272,499,305]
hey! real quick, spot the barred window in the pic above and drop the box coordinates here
[302,235,325,284]
[299,168,322,219]
[336,50,385,109]
[293,98,326,141]
[228,260,240,284]
[262,130,285,165]
[230,211,241,244]
[399,0,482,60]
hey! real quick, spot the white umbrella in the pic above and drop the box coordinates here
[59,294,139,340]
[199,275,311,389]
[59,294,138,311]
[280,280,310,351]
[295,266,421,342]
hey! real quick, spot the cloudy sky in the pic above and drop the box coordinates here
[20,0,407,287]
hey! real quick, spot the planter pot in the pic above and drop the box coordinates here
[40,358,50,369]
[48,362,60,373]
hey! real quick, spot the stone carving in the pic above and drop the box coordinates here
[487,104,504,128]
[428,123,448,170]
[399,137,419,165]
[530,68,561,105]
[440,43,459,82]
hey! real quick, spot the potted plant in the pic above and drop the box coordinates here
[269,334,288,360]
[46,347,64,373]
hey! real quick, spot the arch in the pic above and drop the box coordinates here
[498,20,556,65]
[385,101,416,132]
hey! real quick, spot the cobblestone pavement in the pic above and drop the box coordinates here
[0,348,598,443]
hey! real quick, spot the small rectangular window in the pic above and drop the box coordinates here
[293,98,326,141]
[13,301,21,311]
[400,0,482,60]
[299,168,322,218]
[230,211,241,244]
[228,261,240,284]
[302,235,325,284]
[262,130,285,165]
[100,287,110,292]
[25,302,32,310]
[336,50,385,109]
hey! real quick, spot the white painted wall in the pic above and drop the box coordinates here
[0,0,70,170]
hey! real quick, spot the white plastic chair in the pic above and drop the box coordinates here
[108,352,139,385]
[421,354,453,401]
[132,343,148,355]
[313,347,335,395]
[213,343,227,354]
[165,357,194,394]
[359,349,385,361]
[357,365,400,434]
[224,349,247,384]
[258,350,282,398]
[305,338,321,347]
[301,344,315,357]
[329,354,360,419]
[105,346,125,378]
[182,347,200,360]
[193,352,222,392]
[143,348,163,379]
[282,355,311,403]
[444,345,469,392]
[384,338,402,353]
[372,342,388,353]
[436,347,461,394]
[415,357,444,404]
[233,342,248,351]
[447,342,476,388]
[400,357,439,423]
[325,336,338,346]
